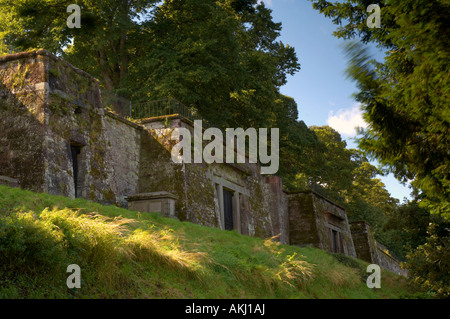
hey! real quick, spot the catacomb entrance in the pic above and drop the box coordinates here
[213,177,244,233]
[70,143,82,198]
[223,188,234,231]
[332,229,339,253]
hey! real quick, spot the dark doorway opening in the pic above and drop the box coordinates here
[332,229,339,253]
[70,145,81,198]
[223,189,234,231]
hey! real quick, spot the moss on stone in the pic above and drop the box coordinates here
[103,189,116,203]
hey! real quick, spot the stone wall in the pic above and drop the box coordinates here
[0,51,48,192]
[349,221,378,263]
[288,191,320,247]
[135,115,287,242]
[103,113,141,206]
[0,176,19,188]
[350,221,407,276]
[44,51,109,200]
[0,50,142,206]
[262,176,289,244]
[376,242,408,276]
[287,191,356,257]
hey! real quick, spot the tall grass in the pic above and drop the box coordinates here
[0,205,208,298]
[0,185,413,298]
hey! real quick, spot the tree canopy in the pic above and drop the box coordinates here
[311,0,449,297]
[0,0,300,130]
[310,0,449,220]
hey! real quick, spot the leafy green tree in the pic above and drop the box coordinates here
[406,221,450,298]
[350,158,398,216]
[0,0,158,92]
[346,155,399,246]
[310,0,450,298]
[0,40,15,56]
[309,0,449,219]
[125,0,300,128]
[308,126,357,198]
[124,0,253,127]
[232,0,300,87]
[383,200,432,260]
[272,96,327,190]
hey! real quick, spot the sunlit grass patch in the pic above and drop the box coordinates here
[0,185,414,299]
[126,227,210,278]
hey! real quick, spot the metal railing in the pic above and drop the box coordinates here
[101,91,211,127]
[0,40,20,57]
[131,98,210,126]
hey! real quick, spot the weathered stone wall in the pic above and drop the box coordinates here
[1,50,142,206]
[0,176,19,188]
[136,116,286,240]
[44,52,108,200]
[262,176,289,244]
[349,221,378,263]
[314,193,356,257]
[0,50,302,245]
[3,50,381,260]
[215,163,273,239]
[350,221,407,276]
[287,191,356,257]
[137,117,219,227]
[137,119,189,219]
[0,51,48,192]
[376,242,408,276]
[103,113,141,206]
[288,192,321,248]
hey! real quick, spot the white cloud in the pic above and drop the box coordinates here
[327,104,368,137]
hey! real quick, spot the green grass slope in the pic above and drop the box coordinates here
[0,185,413,299]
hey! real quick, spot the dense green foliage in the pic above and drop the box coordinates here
[310,0,449,297]
[406,222,450,299]
[305,126,401,255]
[310,0,449,218]
[125,0,300,128]
[0,185,413,299]
[0,0,299,128]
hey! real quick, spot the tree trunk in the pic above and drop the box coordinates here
[97,49,115,92]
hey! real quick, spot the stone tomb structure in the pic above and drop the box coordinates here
[288,190,356,257]
[0,49,406,274]
[350,221,407,276]
[0,49,288,243]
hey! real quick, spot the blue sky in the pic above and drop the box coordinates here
[260,0,413,201]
